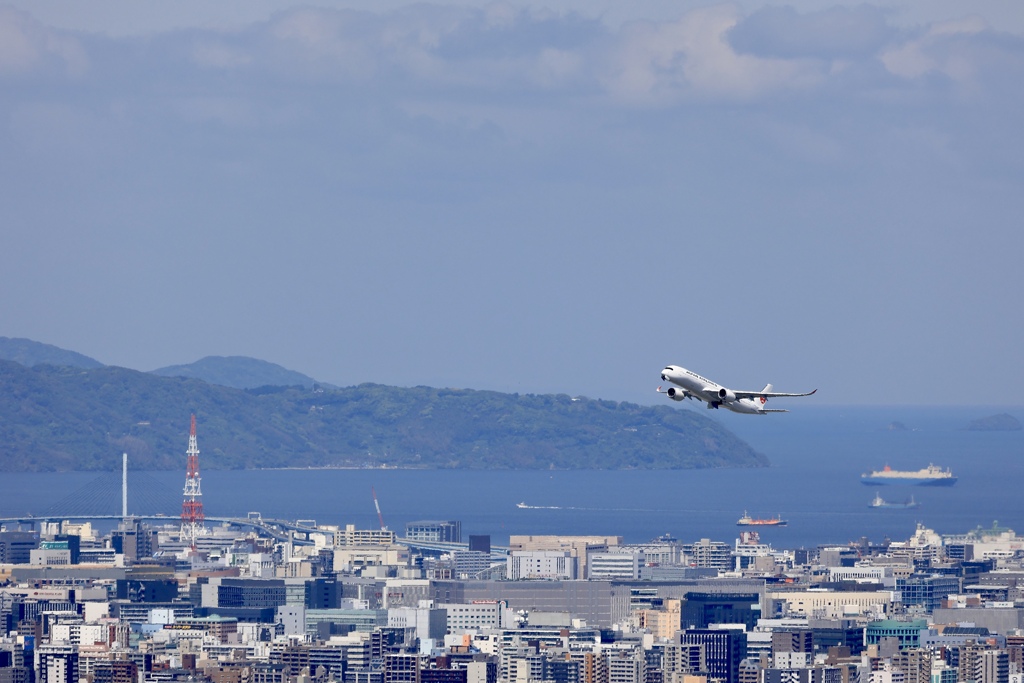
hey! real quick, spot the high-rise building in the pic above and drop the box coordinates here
[608,652,646,683]
[468,536,491,554]
[683,540,732,570]
[892,648,932,683]
[0,532,39,565]
[384,654,427,683]
[772,630,814,656]
[897,576,961,613]
[506,551,577,580]
[677,629,747,683]
[981,650,1009,683]
[36,645,78,683]
[405,522,461,544]
[682,593,761,630]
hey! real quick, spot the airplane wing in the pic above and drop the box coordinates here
[733,389,817,400]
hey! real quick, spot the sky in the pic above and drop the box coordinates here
[1,1,1022,406]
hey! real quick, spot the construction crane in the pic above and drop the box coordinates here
[371,486,387,530]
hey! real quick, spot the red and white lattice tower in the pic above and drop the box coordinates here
[180,414,207,549]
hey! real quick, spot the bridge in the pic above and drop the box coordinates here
[0,513,509,560]
[0,468,509,560]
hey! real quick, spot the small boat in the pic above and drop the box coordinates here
[869,492,920,509]
[737,511,787,527]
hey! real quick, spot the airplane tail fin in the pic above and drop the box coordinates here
[758,384,773,411]
[762,384,773,393]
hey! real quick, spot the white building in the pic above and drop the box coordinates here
[589,551,644,580]
[507,550,577,580]
[828,566,897,588]
[439,601,511,633]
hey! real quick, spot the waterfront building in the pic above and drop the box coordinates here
[508,536,622,579]
[887,525,944,565]
[450,551,492,580]
[29,542,71,567]
[406,522,462,544]
[334,546,412,572]
[943,524,1024,562]
[0,532,39,565]
[336,525,397,548]
[681,540,731,571]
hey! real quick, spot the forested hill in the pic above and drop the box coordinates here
[0,359,768,472]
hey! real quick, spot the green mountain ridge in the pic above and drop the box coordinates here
[151,355,320,389]
[0,358,768,473]
[0,336,105,370]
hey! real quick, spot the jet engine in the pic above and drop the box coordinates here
[716,388,737,402]
[666,387,688,401]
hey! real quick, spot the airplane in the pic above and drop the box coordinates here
[658,365,816,414]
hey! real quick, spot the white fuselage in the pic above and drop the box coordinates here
[660,365,770,414]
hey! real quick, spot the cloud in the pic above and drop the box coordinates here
[603,5,826,103]
[0,7,88,77]
[190,41,252,69]
[727,5,895,61]
[880,16,1024,89]
[6,3,1020,108]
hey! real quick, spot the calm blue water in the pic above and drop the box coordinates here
[1,406,1021,549]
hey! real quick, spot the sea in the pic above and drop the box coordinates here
[1,406,1021,550]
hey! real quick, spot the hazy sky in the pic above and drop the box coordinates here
[1,1,1022,406]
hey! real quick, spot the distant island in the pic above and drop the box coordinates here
[965,413,1022,431]
[0,338,768,473]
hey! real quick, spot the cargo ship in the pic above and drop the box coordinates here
[737,512,787,527]
[860,464,956,486]
[869,492,920,509]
